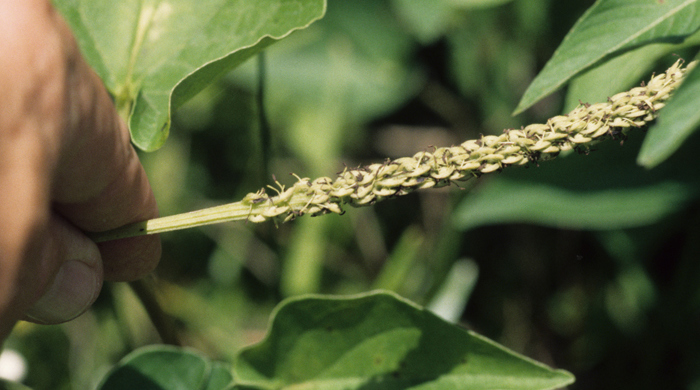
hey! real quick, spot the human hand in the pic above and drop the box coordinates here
[0,0,161,342]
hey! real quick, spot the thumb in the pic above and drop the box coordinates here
[24,214,103,324]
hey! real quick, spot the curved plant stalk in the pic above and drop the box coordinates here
[128,278,181,346]
[90,60,696,243]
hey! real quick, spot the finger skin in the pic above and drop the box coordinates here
[0,0,67,340]
[22,214,103,325]
[50,35,162,280]
[0,0,161,340]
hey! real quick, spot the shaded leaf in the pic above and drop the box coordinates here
[234,291,574,390]
[390,0,514,44]
[562,44,673,112]
[55,0,326,151]
[0,380,34,390]
[232,0,419,128]
[207,362,236,390]
[446,0,514,7]
[638,55,700,167]
[515,0,700,114]
[563,29,700,112]
[98,345,232,390]
[371,226,425,293]
[391,0,454,44]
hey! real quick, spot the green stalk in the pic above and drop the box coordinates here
[89,60,696,243]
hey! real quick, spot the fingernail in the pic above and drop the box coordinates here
[25,260,102,324]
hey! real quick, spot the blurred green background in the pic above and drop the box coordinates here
[6,0,700,389]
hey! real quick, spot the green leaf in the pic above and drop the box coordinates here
[446,0,514,8]
[638,57,700,167]
[98,345,233,390]
[391,0,454,44]
[514,0,700,114]
[232,0,419,128]
[454,174,690,231]
[453,133,700,231]
[55,0,326,151]
[207,362,237,390]
[562,44,672,112]
[563,29,700,113]
[233,291,574,390]
[0,380,34,390]
[372,226,425,293]
[390,0,514,44]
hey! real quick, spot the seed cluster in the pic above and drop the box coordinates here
[238,60,694,223]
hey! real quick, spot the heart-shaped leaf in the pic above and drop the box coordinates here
[233,291,574,390]
[55,0,326,151]
[514,0,700,114]
[97,345,233,390]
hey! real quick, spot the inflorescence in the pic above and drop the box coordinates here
[241,59,695,223]
[90,59,695,243]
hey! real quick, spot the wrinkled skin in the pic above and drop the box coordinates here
[0,0,161,342]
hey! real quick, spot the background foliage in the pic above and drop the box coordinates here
[5,0,700,389]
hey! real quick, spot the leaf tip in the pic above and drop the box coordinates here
[635,150,661,169]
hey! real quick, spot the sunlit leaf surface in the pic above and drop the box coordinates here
[55,0,326,150]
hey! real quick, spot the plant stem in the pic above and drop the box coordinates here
[89,60,696,243]
[257,51,271,187]
[128,278,181,346]
[90,201,255,242]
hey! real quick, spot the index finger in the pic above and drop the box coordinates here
[50,10,161,281]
